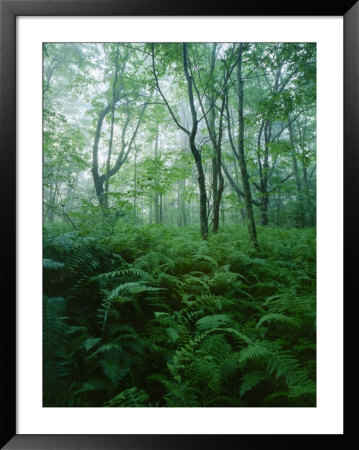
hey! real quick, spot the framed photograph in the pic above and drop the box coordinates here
[1,0,356,448]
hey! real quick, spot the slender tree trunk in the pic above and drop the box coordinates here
[209,101,225,234]
[237,44,259,248]
[160,193,164,223]
[104,45,120,209]
[133,147,138,221]
[103,109,115,209]
[301,158,315,226]
[193,43,226,235]
[259,121,271,225]
[208,44,223,234]
[64,172,78,213]
[212,156,219,230]
[276,191,282,225]
[154,133,161,224]
[45,187,55,223]
[151,43,208,238]
[233,159,246,224]
[92,106,111,208]
[260,193,269,226]
[149,199,153,225]
[288,117,304,227]
[181,137,187,228]
[177,181,182,227]
[182,179,187,227]
[183,44,208,239]
[45,154,65,223]
[47,188,57,223]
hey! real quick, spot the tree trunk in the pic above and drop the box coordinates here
[103,109,115,209]
[160,193,164,223]
[208,44,224,234]
[209,99,225,234]
[152,43,208,238]
[183,43,208,239]
[154,134,161,224]
[177,180,182,227]
[133,147,138,221]
[182,179,187,227]
[149,199,153,225]
[259,192,269,226]
[91,106,111,209]
[237,44,259,248]
[301,159,315,227]
[276,191,282,225]
[288,117,305,227]
[259,121,271,226]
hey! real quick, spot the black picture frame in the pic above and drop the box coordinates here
[1,0,356,448]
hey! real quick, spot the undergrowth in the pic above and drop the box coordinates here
[43,222,316,407]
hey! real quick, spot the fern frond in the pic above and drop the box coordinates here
[92,267,149,281]
[288,380,316,399]
[255,313,297,330]
[238,340,275,366]
[196,314,232,331]
[105,387,150,407]
[100,349,130,384]
[43,258,65,270]
[239,371,270,397]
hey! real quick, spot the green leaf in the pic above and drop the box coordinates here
[83,337,102,352]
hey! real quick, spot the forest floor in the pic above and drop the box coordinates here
[43,223,316,407]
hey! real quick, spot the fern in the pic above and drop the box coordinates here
[239,371,270,397]
[92,267,149,281]
[43,296,73,405]
[100,349,130,384]
[238,340,274,365]
[82,337,102,352]
[196,314,232,331]
[43,258,65,270]
[43,296,68,350]
[255,313,297,330]
[288,380,316,399]
[43,225,316,407]
[105,387,150,407]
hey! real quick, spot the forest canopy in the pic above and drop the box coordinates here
[43,42,316,407]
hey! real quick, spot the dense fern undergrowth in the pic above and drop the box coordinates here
[43,220,316,407]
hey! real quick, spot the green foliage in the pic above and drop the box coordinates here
[43,224,316,407]
[105,387,150,407]
[42,42,316,409]
[196,314,232,331]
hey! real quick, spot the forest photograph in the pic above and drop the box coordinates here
[43,42,316,408]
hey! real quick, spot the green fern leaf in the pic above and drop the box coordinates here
[255,313,296,330]
[196,314,232,331]
[239,371,270,397]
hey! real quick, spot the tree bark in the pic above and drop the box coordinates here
[154,133,161,224]
[183,44,208,239]
[288,116,305,227]
[237,44,259,248]
[91,45,145,210]
[149,198,153,225]
[91,105,111,209]
[103,44,120,209]
[208,92,225,234]
[259,120,271,226]
[208,44,224,234]
[91,105,145,210]
[152,43,208,238]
